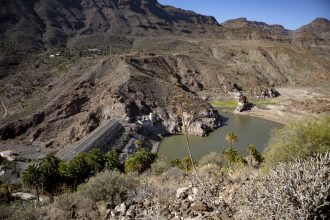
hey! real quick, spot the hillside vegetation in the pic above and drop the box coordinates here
[1,116,329,219]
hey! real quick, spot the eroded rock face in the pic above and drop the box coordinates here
[0,112,45,140]
[0,55,221,149]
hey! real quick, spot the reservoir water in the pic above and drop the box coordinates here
[158,108,283,161]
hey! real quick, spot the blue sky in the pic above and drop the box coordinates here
[158,0,330,30]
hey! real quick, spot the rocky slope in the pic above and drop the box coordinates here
[0,0,330,155]
[0,54,222,152]
[0,0,218,51]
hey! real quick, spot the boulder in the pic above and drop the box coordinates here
[190,201,209,212]
[125,205,136,218]
[176,187,189,199]
[111,202,127,216]
[11,192,36,201]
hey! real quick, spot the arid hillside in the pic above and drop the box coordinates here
[0,0,329,155]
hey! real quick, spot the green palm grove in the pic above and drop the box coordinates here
[20,148,156,199]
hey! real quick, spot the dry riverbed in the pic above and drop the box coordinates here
[212,87,330,124]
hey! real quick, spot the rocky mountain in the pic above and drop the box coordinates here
[0,0,219,51]
[1,0,330,52]
[222,17,290,41]
[293,18,330,46]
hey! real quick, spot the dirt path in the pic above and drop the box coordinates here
[1,101,7,119]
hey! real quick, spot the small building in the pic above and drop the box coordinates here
[137,113,155,128]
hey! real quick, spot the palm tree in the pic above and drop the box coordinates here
[105,151,121,171]
[225,132,238,149]
[124,149,157,173]
[87,149,106,174]
[22,163,42,201]
[67,152,92,188]
[39,155,61,195]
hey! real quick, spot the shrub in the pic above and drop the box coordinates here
[171,156,197,172]
[0,184,17,203]
[125,149,157,173]
[237,153,330,219]
[246,145,264,168]
[162,167,185,181]
[264,116,330,169]
[11,203,46,220]
[199,152,224,167]
[54,193,77,211]
[51,192,99,220]
[0,204,12,219]
[223,147,247,165]
[247,145,264,164]
[151,159,170,175]
[77,170,138,205]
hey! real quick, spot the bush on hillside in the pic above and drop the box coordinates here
[151,159,170,175]
[264,116,330,169]
[51,192,99,219]
[171,156,197,172]
[0,204,12,219]
[238,153,330,219]
[77,170,138,205]
[199,152,224,167]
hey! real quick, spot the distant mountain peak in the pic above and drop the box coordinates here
[297,17,330,33]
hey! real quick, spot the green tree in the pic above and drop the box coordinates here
[264,116,330,169]
[67,152,92,188]
[87,149,106,174]
[57,160,72,191]
[105,151,121,171]
[223,147,247,165]
[225,132,238,149]
[22,164,42,201]
[125,149,157,173]
[39,155,62,195]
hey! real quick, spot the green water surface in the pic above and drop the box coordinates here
[158,108,283,161]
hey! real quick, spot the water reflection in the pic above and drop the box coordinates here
[158,108,283,161]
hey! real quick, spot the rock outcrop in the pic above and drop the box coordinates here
[234,93,252,112]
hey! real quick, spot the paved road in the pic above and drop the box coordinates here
[57,119,123,161]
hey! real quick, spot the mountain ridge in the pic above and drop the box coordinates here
[1,0,329,52]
